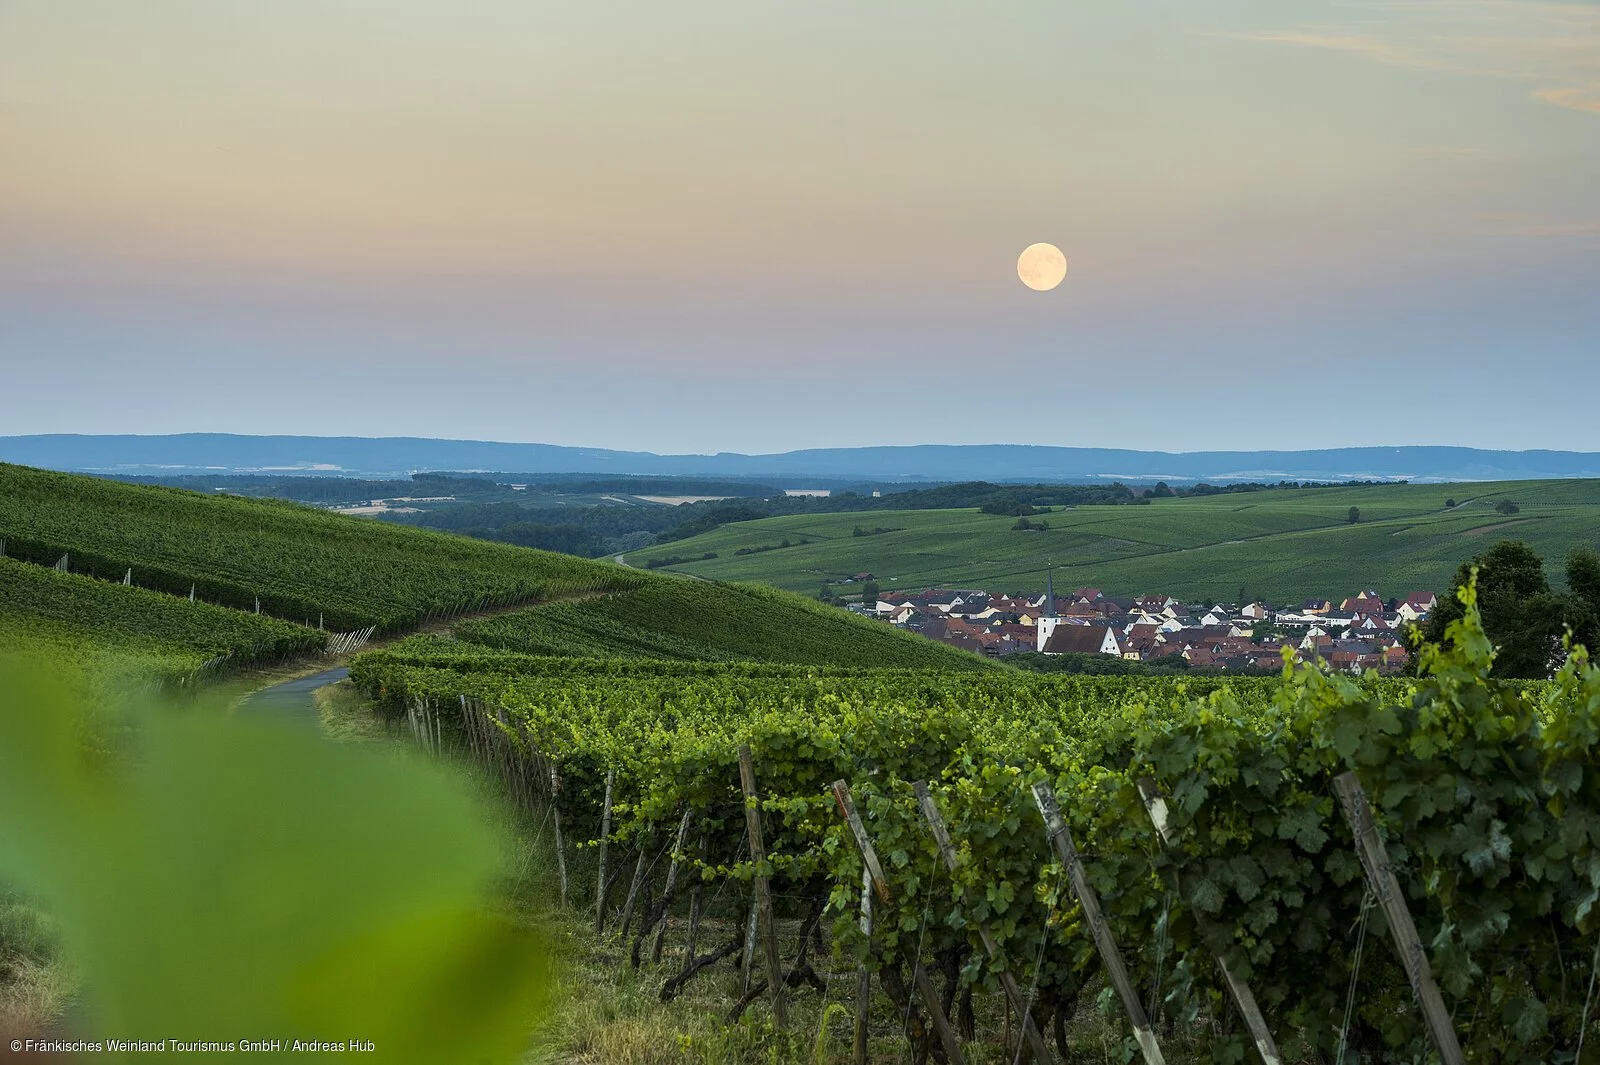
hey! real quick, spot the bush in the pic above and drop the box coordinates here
[643,552,717,569]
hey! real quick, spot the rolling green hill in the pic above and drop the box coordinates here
[625,479,1600,602]
[1,465,981,677]
[0,463,643,631]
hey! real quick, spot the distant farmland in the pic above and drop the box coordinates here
[625,479,1600,602]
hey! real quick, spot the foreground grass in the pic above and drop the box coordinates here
[0,894,70,1041]
[505,857,1238,1065]
[314,678,404,743]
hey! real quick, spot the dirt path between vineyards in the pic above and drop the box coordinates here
[228,589,617,713]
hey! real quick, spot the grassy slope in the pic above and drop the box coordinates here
[450,577,989,669]
[625,479,1600,601]
[0,464,643,631]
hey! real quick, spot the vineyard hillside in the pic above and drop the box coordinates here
[446,579,991,668]
[625,478,1600,600]
[0,559,329,698]
[0,463,644,631]
[0,466,981,674]
[0,556,323,663]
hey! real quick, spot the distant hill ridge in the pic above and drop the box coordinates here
[4,433,1599,483]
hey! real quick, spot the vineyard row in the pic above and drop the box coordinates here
[352,593,1600,1062]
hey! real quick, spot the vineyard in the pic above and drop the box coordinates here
[0,464,645,631]
[353,592,1600,1062]
[0,558,324,670]
[450,579,991,669]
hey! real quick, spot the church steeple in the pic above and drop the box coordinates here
[1036,567,1060,653]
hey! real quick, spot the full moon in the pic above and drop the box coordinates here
[1016,243,1068,291]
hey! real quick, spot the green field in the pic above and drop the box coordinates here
[626,479,1600,601]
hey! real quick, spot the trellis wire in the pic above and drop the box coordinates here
[1335,887,1376,1065]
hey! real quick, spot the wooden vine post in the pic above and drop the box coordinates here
[1136,778,1282,1065]
[854,865,873,1065]
[913,781,1052,1065]
[737,744,787,1028]
[1031,781,1166,1065]
[740,901,759,992]
[549,764,568,908]
[595,768,615,933]
[832,779,966,1065]
[1331,772,1464,1065]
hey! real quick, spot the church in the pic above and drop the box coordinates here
[1035,568,1060,652]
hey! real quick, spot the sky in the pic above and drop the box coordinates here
[1,1,1597,455]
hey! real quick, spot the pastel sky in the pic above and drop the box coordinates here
[2,1,1596,454]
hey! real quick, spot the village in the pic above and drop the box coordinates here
[855,572,1437,672]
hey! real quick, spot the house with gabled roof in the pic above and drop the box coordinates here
[1042,623,1126,657]
[1124,623,1163,655]
[1340,590,1382,612]
[1396,591,1438,623]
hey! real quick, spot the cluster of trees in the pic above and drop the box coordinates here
[733,538,809,556]
[120,471,778,503]
[643,551,718,570]
[819,578,879,605]
[117,471,491,505]
[1422,539,1600,678]
[981,500,1051,516]
[1144,479,1403,498]
[1006,650,1197,675]
[399,501,679,557]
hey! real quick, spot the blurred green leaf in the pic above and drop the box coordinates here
[0,659,550,1062]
